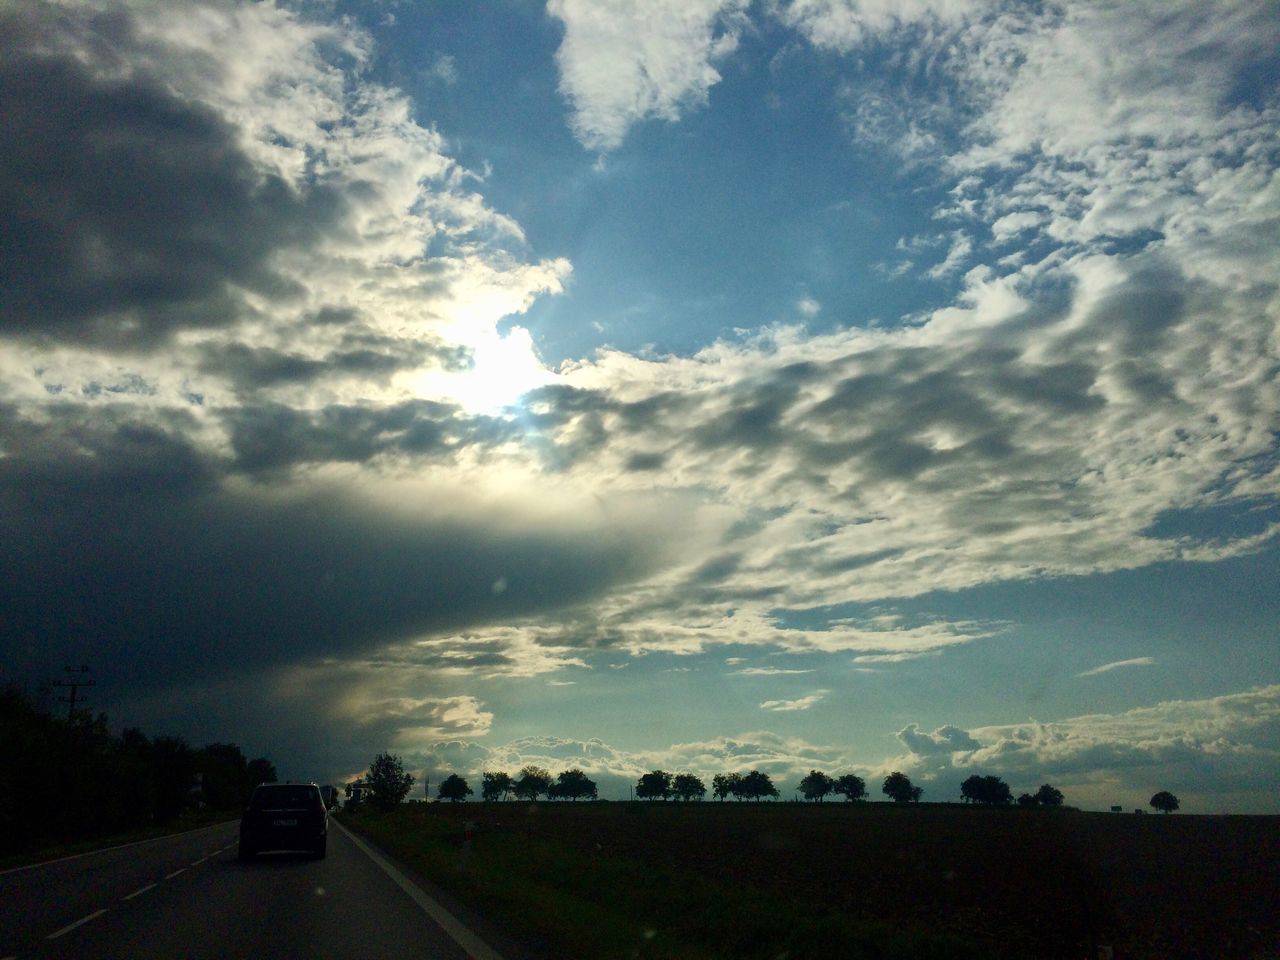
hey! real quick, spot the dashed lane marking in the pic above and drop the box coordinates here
[47,908,108,940]
[164,868,186,880]
[191,857,207,866]
[0,821,238,877]
[122,883,157,901]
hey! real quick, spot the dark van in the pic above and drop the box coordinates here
[239,783,328,860]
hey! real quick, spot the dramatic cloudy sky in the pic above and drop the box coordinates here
[3,0,1278,812]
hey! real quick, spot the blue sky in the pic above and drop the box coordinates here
[2,0,1278,812]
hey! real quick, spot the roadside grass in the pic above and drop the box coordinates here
[341,803,992,960]
[0,808,238,872]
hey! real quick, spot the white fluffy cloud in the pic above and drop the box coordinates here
[778,0,983,50]
[889,686,1280,811]
[548,0,749,150]
[760,693,825,711]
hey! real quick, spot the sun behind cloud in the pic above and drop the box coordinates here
[416,325,557,414]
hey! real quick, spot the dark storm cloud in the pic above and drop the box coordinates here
[0,4,341,348]
[814,548,904,575]
[689,552,744,584]
[0,402,217,506]
[221,400,518,473]
[0,406,665,689]
[690,379,800,452]
[533,336,1102,499]
[986,356,1102,414]
[528,384,693,435]
[897,723,982,757]
[623,450,667,471]
[198,338,470,393]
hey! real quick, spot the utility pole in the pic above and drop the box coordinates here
[53,665,94,721]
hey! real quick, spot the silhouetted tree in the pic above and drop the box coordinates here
[1150,790,1180,813]
[636,769,672,800]
[198,742,250,809]
[246,757,277,789]
[740,769,779,801]
[672,773,706,801]
[712,772,741,801]
[799,770,835,802]
[481,771,513,802]
[833,773,867,802]
[1034,783,1064,807]
[152,735,198,821]
[554,768,597,801]
[513,765,551,801]
[960,774,1012,805]
[882,771,921,803]
[1017,792,1039,807]
[438,773,472,803]
[113,727,158,825]
[366,752,415,810]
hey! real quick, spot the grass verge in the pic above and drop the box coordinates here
[340,804,993,960]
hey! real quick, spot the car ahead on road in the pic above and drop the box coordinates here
[239,783,328,860]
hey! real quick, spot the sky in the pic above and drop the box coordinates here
[2,0,1278,813]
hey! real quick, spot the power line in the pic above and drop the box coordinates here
[52,664,95,721]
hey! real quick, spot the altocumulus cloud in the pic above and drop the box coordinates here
[487,0,1280,666]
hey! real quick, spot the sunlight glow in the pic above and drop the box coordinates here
[416,325,556,414]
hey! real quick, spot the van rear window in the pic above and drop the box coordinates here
[250,785,318,808]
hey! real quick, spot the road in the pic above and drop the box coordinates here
[0,819,500,959]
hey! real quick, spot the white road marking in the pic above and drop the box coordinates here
[46,908,108,939]
[191,857,207,865]
[122,883,157,901]
[164,868,186,880]
[333,820,506,960]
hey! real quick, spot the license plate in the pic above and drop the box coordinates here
[273,818,298,826]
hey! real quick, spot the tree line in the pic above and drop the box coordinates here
[0,684,277,857]
[355,753,1180,814]
[352,756,1078,809]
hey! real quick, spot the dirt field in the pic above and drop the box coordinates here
[406,802,1279,959]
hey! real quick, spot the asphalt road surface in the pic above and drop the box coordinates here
[0,819,499,959]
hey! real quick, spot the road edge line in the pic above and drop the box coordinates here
[333,819,506,960]
[0,820,237,877]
